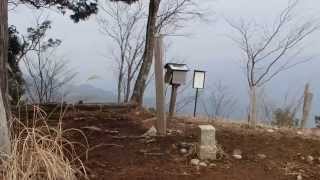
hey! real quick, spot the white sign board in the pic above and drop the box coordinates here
[193,71,205,89]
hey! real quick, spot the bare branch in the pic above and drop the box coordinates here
[228,0,319,88]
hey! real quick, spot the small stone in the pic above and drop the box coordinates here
[142,126,157,137]
[190,159,200,166]
[139,149,147,153]
[135,111,141,115]
[74,117,85,121]
[233,149,242,156]
[172,144,177,149]
[209,163,216,167]
[82,126,103,132]
[298,169,305,173]
[232,149,242,159]
[199,162,207,167]
[145,138,156,144]
[179,142,189,148]
[233,154,242,159]
[307,155,314,163]
[89,174,97,179]
[180,148,188,154]
[297,131,303,135]
[257,154,267,159]
[297,174,303,180]
[267,129,275,133]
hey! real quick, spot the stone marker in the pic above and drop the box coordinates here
[197,125,217,160]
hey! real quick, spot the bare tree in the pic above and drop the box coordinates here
[205,82,237,120]
[22,17,76,104]
[228,0,319,127]
[98,1,145,103]
[99,0,203,104]
[131,0,204,106]
[130,0,160,105]
[24,55,75,104]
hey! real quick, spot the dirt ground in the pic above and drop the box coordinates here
[15,105,320,180]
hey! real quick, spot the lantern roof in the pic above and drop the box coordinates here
[164,63,189,72]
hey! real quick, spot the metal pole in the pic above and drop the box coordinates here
[194,88,199,117]
[154,35,166,135]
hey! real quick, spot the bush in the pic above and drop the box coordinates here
[315,116,320,128]
[272,108,299,128]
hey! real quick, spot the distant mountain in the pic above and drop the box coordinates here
[66,84,116,103]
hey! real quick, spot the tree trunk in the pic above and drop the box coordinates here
[117,73,123,103]
[249,86,257,128]
[0,0,11,154]
[124,67,131,103]
[130,0,161,106]
[117,59,125,104]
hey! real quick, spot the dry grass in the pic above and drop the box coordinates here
[0,105,88,180]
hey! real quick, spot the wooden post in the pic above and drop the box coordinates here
[0,87,10,154]
[0,0,9,119]
[169,84,179,118]
[0,0,11,154]
[154,35,166,136]
[300,83,313,128]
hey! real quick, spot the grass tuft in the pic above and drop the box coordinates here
[1,105,88,180]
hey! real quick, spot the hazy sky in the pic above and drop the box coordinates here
[8,0,320,124]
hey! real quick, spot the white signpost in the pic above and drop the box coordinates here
[193,70,206,117]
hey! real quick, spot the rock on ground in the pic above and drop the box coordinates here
[267,129,275,133]
[233,154,242,160]
[142,126,157,137]
[190,159,200,166]
[199,162,207,167]
[257,154,267,159]
[232,149,243,159]
[180,148,187,154]
[307,155,314,163]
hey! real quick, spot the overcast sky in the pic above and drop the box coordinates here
[8,0,320,124]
